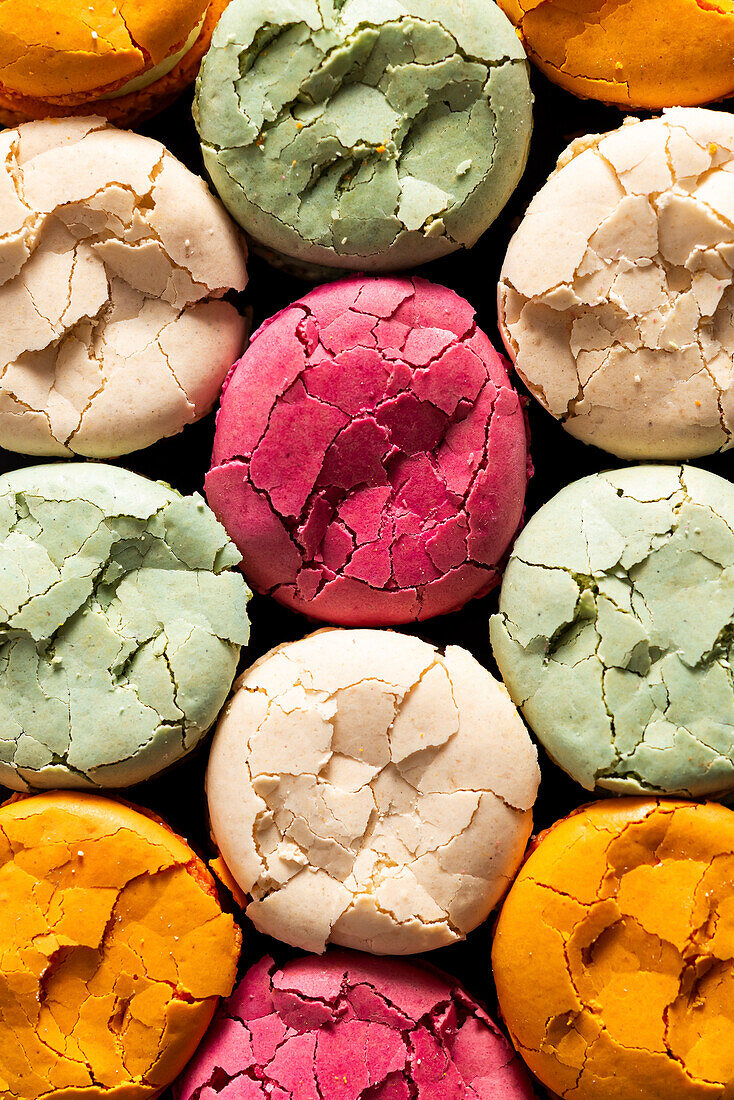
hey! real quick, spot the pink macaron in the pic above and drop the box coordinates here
[206,276,530,626]
[173,951,536,1100]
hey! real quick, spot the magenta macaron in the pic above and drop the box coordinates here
[173,951,536,1100]
[206,276,530,627]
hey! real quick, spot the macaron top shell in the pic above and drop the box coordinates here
[206,276,530,627]
[194,0,532,271]
[493,798,734,1100]
[0,462,251,791]
[0,0,209,100]
[491,464,734,798]
[498,0,734,110]
[0,790,241,1100]
[206,628,539,955]
[175,950,536,1100]
[500,108,734,460]
[0,117,247,458]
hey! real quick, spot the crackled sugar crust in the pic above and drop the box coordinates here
[491,464,734,799]
[499,0,734,110]
[207,277,529,626]
[194,0,532,271]
[0,791,241,1100]
[500,109,734,460]
[207,629,539,955]
[0,463,250,792]
[493,799,734,1100]
[175,951,536,1100]
[0,117,247,458]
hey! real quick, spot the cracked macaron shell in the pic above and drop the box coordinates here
[193,0,532,272]
[490,463,734,799]
[0,790,242,1100]
[498,0,734,111]
[0,116,247,459]
[499,108,734,461]
[206,628,540,956]
[206,276,530,627]
[0,461,251,791]
[0,1,228,125]
[174,950,537,1100]
[492,798,734,1100]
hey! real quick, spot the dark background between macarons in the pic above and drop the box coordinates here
[1,66,733,1100]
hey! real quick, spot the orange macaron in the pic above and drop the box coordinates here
[498,0,734,109]
[0,0,229,125]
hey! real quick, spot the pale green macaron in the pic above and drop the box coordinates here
[194,0,532,272]
[491,465,734,798]
[0,463,251,791]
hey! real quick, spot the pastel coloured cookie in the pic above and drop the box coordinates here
[194,0,532,272]
[0,1,231,125]
[498,0,734,110]
[0,790,241,1100]
[491,464,734,798]
[175,951,536,1100]
[206,628,539,955]
[493,798,734,1100]
[0,117,247,459]
[0,462,251,791]
[207,277,530,626]
[499,109,734,460]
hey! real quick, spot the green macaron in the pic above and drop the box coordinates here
[491,465,734,798]
[194,0,532,272]
[0,463,250,790]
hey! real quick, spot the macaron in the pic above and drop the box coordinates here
[206,276,530,627]
[493,798,734,1100]
[194,0,532,272]
[490,464,734,799]
[174,950,536,1100]
[0,117,247,459]
[498,0,734,110]
[0,462,250,791]
[0,1,230,125]
[0,790,241,1100]
[499,108,734,461]
[206,628,539,955]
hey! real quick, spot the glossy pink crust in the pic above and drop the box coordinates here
[174,951,536,1100]
[206,276,530,626]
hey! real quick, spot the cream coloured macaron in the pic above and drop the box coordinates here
[499,108,734,460]
[0,117,247,458]
[206,628,540,955]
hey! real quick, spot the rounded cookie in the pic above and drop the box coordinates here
[499,109,734,461]
[0,790,241,1100]
[0,117,247,459]
[206,276,530,626]
[0,462,251,791]
[493,798,734,1100]
[206,628,539,955]
[194,0,532,272]
[491,464,734,798]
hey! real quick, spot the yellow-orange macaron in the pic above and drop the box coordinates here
[0,790,241,1099]
[498,0,734,110]
[0,0,229,125]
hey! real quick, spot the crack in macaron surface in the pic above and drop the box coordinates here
[500,109,734,460]
[491,464,734,798]
[194,0,531,270]
[0,463,250,791]
[0,792,241,1100]
[0,116,247,458]
[174,951,536,1100]
[206,629,539,955]
[493,799,734,1100]
[498,0,734,109]
[206,277,529,626]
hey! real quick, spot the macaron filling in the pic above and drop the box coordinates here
[102,10,208,100]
